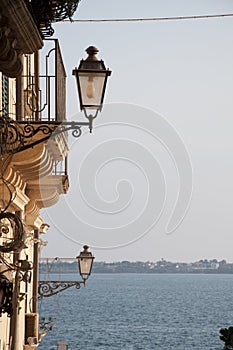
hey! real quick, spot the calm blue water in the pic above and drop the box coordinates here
[37,274,233,350]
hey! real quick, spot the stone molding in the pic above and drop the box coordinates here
[0,0,43,77]
[1,138,69,228]
[0,0,43,54]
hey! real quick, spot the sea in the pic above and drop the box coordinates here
[37,273,233,350]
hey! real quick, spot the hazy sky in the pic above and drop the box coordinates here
[41,0,233,262]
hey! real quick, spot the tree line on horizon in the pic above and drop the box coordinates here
[39,258,233,274]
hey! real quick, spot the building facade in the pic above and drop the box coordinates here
[0,1,75,349]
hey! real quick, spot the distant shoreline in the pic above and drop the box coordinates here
[39,259,233,274]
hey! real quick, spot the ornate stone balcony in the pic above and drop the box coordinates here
[0,139,69,229]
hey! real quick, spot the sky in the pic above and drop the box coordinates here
[40,0,233,263]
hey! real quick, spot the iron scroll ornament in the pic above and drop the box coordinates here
[0,212,26,253]
[38,280,83,298]
[0,115,94,156]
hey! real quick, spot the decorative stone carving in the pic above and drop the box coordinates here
[0,0,43,54]
[0,136,69,228]
[0,0,43,77]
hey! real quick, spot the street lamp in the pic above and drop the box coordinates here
[38,246,95,298]
[73,46,112,132]
[77,245,95,285]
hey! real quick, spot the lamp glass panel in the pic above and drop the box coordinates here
[79,257,93,276]
[78,72,106,108]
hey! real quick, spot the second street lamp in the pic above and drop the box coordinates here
[38,246,95,298]
[77,245,95,285]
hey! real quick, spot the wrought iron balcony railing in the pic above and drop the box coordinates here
[23,39,66,123]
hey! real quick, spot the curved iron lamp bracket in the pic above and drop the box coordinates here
[0,114,94,156]
[38,280,84,298]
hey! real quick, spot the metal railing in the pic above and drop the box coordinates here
[23,39,66,122]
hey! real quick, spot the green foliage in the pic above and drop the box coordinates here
[52,0,81,21]
[25,0,81,37]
